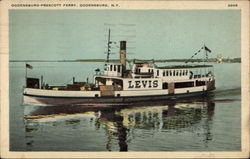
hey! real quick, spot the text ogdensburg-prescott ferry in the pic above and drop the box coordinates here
[23,34,216,106]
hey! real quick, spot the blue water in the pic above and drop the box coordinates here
[9,62,241,151]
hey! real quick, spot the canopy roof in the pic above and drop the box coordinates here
[157,65,213,69]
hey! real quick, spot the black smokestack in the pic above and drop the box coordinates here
[120,41,126,77]
[120,41,126,51]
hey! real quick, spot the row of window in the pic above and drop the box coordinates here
[107,65,121,73]
[135,68,189,77]
[162,80,206,89]
[148,69,154,73]
[135,68,154,74]
[162,82,194,89]
[175,81,194,88]
[161,70,189,77]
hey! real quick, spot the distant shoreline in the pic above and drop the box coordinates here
[9,58,241,63]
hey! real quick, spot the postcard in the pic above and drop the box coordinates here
[0,0,249,158]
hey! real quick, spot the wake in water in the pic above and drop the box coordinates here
[213,87,241,100]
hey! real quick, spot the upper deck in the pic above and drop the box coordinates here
[99,62,214,80]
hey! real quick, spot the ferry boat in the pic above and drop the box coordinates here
[23,35,215,106]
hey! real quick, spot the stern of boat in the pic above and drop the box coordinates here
[207,79,216,91]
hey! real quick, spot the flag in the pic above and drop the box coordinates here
[204,46,211,53]
[26,63,33,69]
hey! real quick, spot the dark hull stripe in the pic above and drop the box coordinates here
[23,90,209,99]
[23,90,213,106]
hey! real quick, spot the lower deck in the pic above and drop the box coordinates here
[23,89,213,106]
[23,78,215,106]
[24,77,215,97]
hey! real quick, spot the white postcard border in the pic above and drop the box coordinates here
[0,0,249,158]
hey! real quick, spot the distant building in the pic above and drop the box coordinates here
[216,54,222,63]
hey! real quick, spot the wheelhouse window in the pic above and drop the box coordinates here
[114,65,116,71]
[110,65,113,71]
[157,70,159,76]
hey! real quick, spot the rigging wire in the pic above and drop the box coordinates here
[185,45,211,64]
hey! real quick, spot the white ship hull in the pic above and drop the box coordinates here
[23,80,215,106]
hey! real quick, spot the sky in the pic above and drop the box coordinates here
[9,10,241,61]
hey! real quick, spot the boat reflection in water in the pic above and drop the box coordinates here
[23,94,216,151]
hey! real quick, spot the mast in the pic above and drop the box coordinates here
[203,43,206,65]
[25,62,27,87]
[106,29,111,62]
